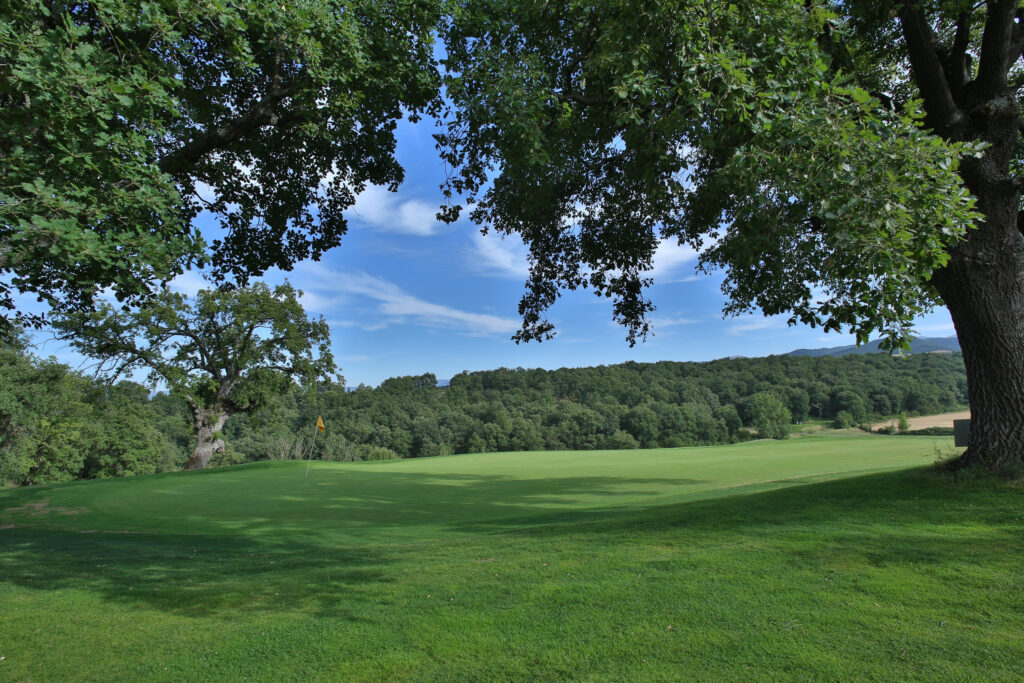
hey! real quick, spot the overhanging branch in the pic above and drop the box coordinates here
[157,83,303,176]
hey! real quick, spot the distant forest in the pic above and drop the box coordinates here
[2,335,967,485]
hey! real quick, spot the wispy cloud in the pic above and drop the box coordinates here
[727,315,791,335]
[469,232,699,283]
[913,322,956,336]
[292,263,519,336]
[297,289,338,314]
[469,231,530,279]
[650,239,700,282]
[348,185,442,236]
[650,315,701,329]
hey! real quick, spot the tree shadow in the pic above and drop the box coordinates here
[0,529,391,621]
[513,467,1024,572]
[1,467,1018,620]
[264,471,712,534]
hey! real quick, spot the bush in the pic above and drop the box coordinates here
[362,445,399,461]
[900,427,955,436]
[833,411,854,429]
[603,430,639,450]
[750,392,791,440]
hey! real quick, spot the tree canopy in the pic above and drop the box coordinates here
[53,281,335,469]
[437,0,1024,473]
[0,333,180,485]
[6,0,1022,473]
[1,0,441,328]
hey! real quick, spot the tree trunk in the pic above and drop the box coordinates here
[934,151,1024,474]
[185,407,229,470]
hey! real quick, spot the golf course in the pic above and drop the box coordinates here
[1,433,1021,680]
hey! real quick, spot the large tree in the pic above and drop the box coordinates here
[1,0,440,329]
[437,0,1024,473]
[54,282,335,470]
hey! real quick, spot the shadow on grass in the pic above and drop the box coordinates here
[512,467,1024,571]
[253,471,712,535]
[0,467,1020,618]
[0,529,394,621]
[0,468,712,538]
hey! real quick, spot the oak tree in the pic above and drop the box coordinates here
[1,0,441,328]
[438,0,1024,474]
[54,282,335,470]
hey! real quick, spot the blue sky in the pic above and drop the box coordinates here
[28,114,957,387]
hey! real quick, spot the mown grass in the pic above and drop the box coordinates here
[1,435,1021,681]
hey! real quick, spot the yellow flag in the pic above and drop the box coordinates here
[316,415,325,432]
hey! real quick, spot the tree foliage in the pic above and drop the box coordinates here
[3,337,968,484]
[437,0,979,346]
[222,353,965,463]
[750,392,791,440]
[0,335,179,486]
[52,281,335,470]
[1,0,441,328]
[437,0,1024,473]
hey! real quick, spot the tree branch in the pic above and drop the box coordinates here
[977,0,1018,91]
[948,11,973,98]
[158,83,303,176]
[558,89,614,107]
[1009,8,1024,64]
[899,3,963,133]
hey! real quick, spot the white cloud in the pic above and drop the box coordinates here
[469,231,530,279]
[291,263,519,336]
[727,315,790,335]
[469,232,698,283]
[168,271,208,298]
[297,289,336,314]
[348,185,441,236]
[344,272,519,335]
[650,315,700,329]
[650,239,700,281]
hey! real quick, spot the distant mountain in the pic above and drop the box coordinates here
[787,336,960,358]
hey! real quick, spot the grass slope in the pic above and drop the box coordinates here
[1,435,1022,680]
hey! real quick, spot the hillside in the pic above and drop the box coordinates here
[787,335,960,357]
[4,339,969,485]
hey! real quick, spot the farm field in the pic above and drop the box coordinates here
[2,435,1022,680]
[870,410,972,432]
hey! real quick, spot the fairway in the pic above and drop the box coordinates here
[0,435,940,544]
[2,435,1022,680]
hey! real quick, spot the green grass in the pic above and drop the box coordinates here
[1,435,1021,680]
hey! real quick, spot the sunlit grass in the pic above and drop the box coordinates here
[1,435,1021,680]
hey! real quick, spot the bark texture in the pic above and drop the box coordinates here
[934,152,1024,473]
[185,407,229,471]
[899,3,1024,473]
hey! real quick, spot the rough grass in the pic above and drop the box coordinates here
[1,435,1021,681]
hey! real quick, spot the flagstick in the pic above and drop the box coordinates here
[304,422,319,480]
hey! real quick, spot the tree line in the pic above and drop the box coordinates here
[3,1,1021,473]
[1,334,967,485]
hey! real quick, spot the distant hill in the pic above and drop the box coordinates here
[787,336,960,358]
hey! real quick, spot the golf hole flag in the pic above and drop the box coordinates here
[306,416,325,479]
